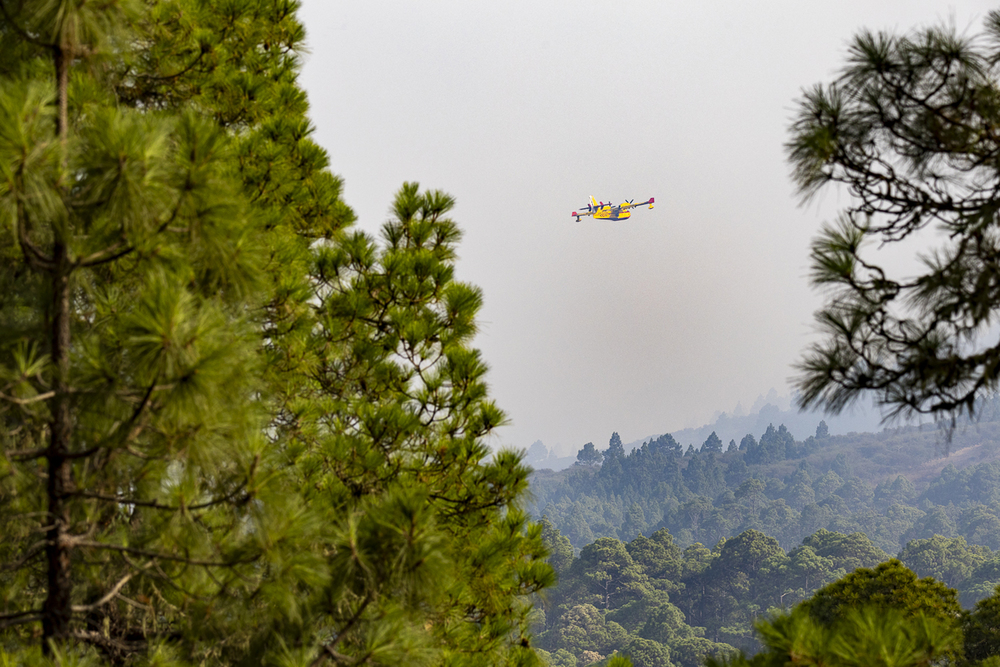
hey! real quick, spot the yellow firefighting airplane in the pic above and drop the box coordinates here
[572,196,654,221]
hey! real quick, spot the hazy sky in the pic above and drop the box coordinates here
[297,1,994,455]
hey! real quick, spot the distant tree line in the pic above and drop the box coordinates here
[532,422,1000,558]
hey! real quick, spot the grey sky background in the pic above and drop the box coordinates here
[297,1,994,456]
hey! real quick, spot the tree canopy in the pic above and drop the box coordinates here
[0,1,553,664]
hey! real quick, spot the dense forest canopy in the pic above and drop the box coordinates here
[530,419,1000,665]
[534,515,1000,666]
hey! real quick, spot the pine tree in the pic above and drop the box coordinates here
[0,0,314,658]
[789,10,1000,427]
[707,606,962,667]
[578,441,603,466]
[269,183,554,665]
[707,561,964,667]
[702,432,723,454]
[0,2,553,665]
[605,432,626,460]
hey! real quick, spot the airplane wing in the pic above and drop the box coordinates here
[619,197,655,211]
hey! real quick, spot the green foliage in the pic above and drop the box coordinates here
[960,557,1000,608]
[542,516,576,576]
[0,0,293,655]
[0,1,553,664]
[530,421,1000,661]
[601,657,635,667]
[538,523,1000,663]
[707,562,971,667]
[531,418,1000,567]
[536,648,579,667]
[745,425,793,465]
[575,538,651,610]
[272,183,555,666]
[710,606,964,667]
[536,526,742,667]
[677,530,788,645]
[620,637,671,667]
[626,530,683,585]
[542,604,629,660]
[605,433,626,461]
[578,442,603,466]
[800,529,889,571]
[964,585,1000,663]
[800,559,962,629]
[900,536,991,588]
[702,432,723,454]
[787,9,1000,425]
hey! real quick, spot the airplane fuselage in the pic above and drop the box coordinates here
[572,197,653,222]
[593,208,631,221]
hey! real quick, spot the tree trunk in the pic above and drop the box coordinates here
[43,240,73,650]
[42,44,74,652]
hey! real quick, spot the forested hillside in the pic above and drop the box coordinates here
[535,517,1000,665]
[530,417,1000,666]
[530,420,1000,555]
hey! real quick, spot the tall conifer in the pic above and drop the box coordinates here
[0,1,552,664]
[0,0,316,660]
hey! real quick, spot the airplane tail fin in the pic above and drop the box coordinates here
[590,196,598,207]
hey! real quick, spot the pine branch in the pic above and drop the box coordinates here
[70,485,251,512]
[73,541,260,568]
[0,609,42,629]
[77,240,135,268]
[310,594,373,667]
[15,205,56,272]
[0,390,55,405]
[71,571,140,612]
[70,630,147,658]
